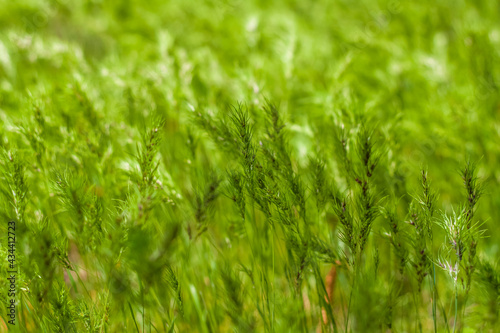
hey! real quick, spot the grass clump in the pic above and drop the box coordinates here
[1,0,500,332]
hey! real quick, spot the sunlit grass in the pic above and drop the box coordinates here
[0,0,499,332]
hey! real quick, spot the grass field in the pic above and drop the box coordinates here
[1,0,500,332]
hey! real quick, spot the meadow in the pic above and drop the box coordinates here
[0,0,499,332]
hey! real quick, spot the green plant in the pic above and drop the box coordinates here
[1,1,499,332]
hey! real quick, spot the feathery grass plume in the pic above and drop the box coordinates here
[437,164,485,292]
[461,160,484,228]
[373,246,380,277]
[21,101,47,167]
[438,208,468,283]
[355,125,381,179]
[310,236,339,265]
[52,169,89,233]
[137,117,166,190]
[3,0,500,331]
[262,101,292,172]
[260,102,308,224]
[380,202,414,330]
[381,206,409,275]
[313,262,339,333]
[229,104,257,179]
[290,173,307,223]
[259,103,308,249]
[47,284,77,332]
[1,149,28,224]
[438,204,486,332]
[220,265,254,330]
[309,156,329,213]
[354,176,378,255]
[354,125,381,256]
[164,265,184,316]
[226,170,245,221]
[193,109,237,153]
[415,169,439,331]
[332,122,382,264]
[268,164,313,295]
[288,229,310,292]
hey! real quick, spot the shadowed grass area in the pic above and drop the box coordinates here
[0,0,500,332]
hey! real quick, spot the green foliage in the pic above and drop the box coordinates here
[1,0,500,332]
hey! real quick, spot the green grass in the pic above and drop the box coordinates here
[1,0,500,332]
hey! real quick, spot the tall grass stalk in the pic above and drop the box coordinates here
[1,2,499,329]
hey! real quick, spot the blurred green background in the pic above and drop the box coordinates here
[0,0,499,332]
